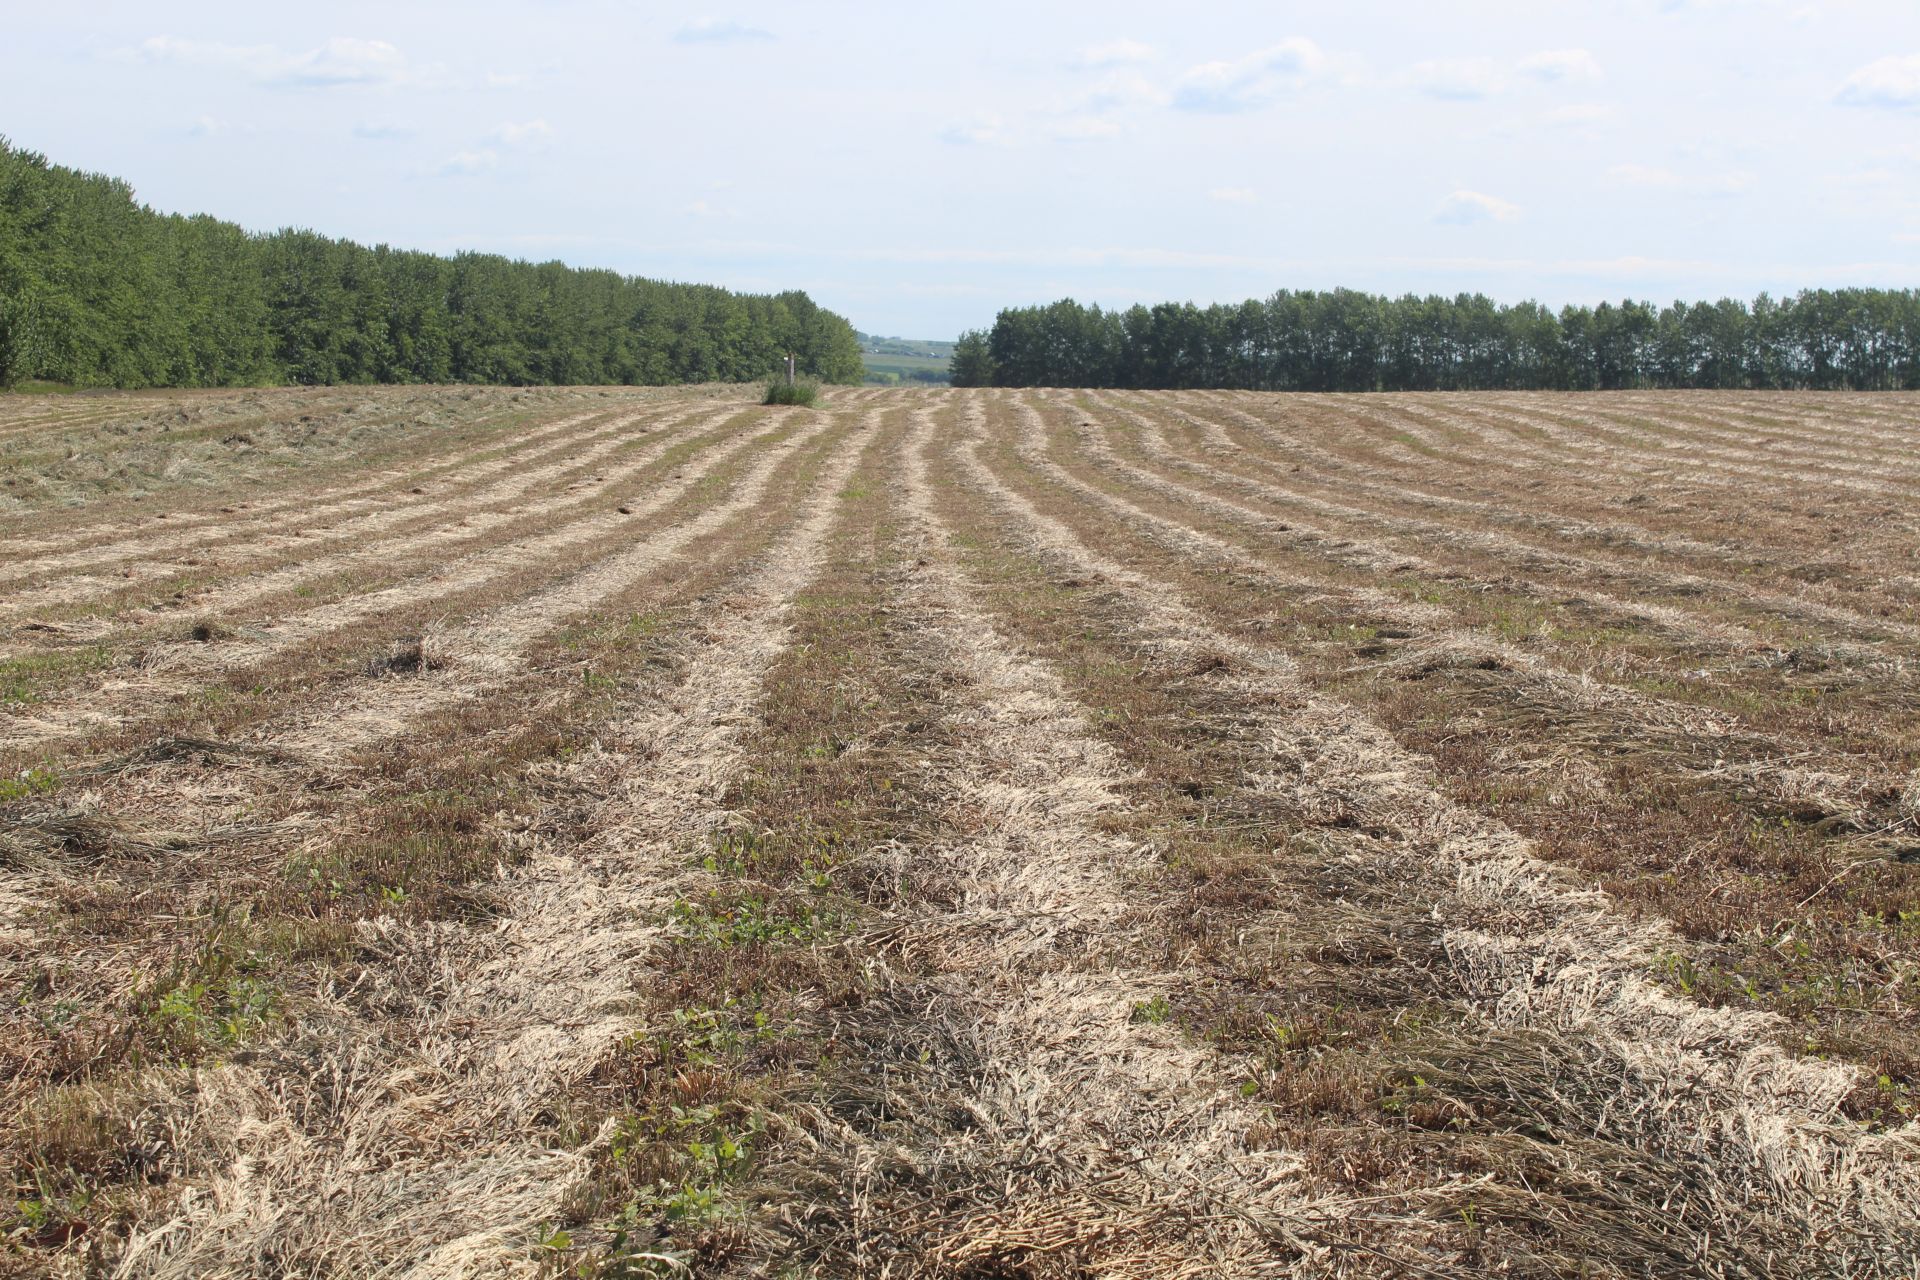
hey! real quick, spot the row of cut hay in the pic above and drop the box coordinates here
[0,407,840,980]
[1378,391,1920,490]
[1041,394,1912,835]
[1166,394,1920,646]
[0,404,764,752]
[0,399,734,662]
[1100,396,1919,700]
[1534,393,1920,480]
[1160,392,1783,576]
[1015,391,1918,1077]
[944,389,1920,1274]
[1420,393,1918,498]
[1305,392,1916,562]
[1,405,870,1269]
[0,396,634,580]
[0,385,665,556]
[105,411,880,1279]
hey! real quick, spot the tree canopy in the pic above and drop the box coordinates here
[959,289,1920,392]
[0,138,863,389]
[947,330,995,387]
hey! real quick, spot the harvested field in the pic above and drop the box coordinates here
[2,384,1917,1278]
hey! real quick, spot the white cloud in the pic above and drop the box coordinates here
[1413,57,1506,100]
[1609,163,1676,185]
[494,119,553,146]
[1079,39,1156,68]
[127,34,433,89]
[1435,189,1521,224]
[1518,49,1603,84]
[674,19,774,45]
[946,66,1167,147]
[1208,187,1258,204]
[1080,70,1171,112]
[838,244,1913,283]
[1050,115,1124,140]
[1409,49,1600,100]
[188,114,226,136]
[1824,167,1895,188]
[1172,40,1327,112]
[940,114,1011,147]
[440,149,499,175]
[1545,102,1613,127]
[436,120,549,174]
[1659,0,1819,10]
[1609,163,1754,195]
[120,35,274,72]
[279,37,410,87]
[1894,232,1920,245]
[851,245,1304,270]
[1837,55,1920,111]
[352,123,410,140]
[963,37,1320,143]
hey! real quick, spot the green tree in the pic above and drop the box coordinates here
[948,329,995,386]
[970,287,1920,392]
[0,137,865,393]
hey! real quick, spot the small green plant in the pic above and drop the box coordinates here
[288,853,349,899]
[1,647,111,708]
[0,767,58,802]
[7,1184,91,1247]
[653,1000,780,1065]
[1654,950,1701,995]
[603,1103,761,1238]
[1380,1072,1430,1116]
[1130,994,1172,1025]
[666,893,835,947]
[762,378,820,408]
[147,974,276,1054]
[1874,1074,1916,1122]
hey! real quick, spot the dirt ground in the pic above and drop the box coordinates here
[2,384,1916,1277]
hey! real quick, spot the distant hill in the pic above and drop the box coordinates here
[855,332,954,385]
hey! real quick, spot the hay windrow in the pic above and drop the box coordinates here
[936,389,1920,1273]
[4,385,1916,1277]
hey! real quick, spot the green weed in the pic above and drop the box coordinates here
[762,379,821,408]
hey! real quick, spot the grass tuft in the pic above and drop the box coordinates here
[761,379,821,408]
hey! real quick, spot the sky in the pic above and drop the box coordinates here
[4,1,1919,338]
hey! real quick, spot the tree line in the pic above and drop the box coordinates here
[949,289,1920,391]
[0,138,863,389]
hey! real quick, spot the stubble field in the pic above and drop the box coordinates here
[1,383,1917,1278]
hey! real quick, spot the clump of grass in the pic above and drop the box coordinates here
[0,766,59,802]
[1,645,113,707]
[762,379,821,408]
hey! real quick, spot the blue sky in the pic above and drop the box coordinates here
[5,1,1918,337]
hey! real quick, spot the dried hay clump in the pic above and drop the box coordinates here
[365,632,450,677]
